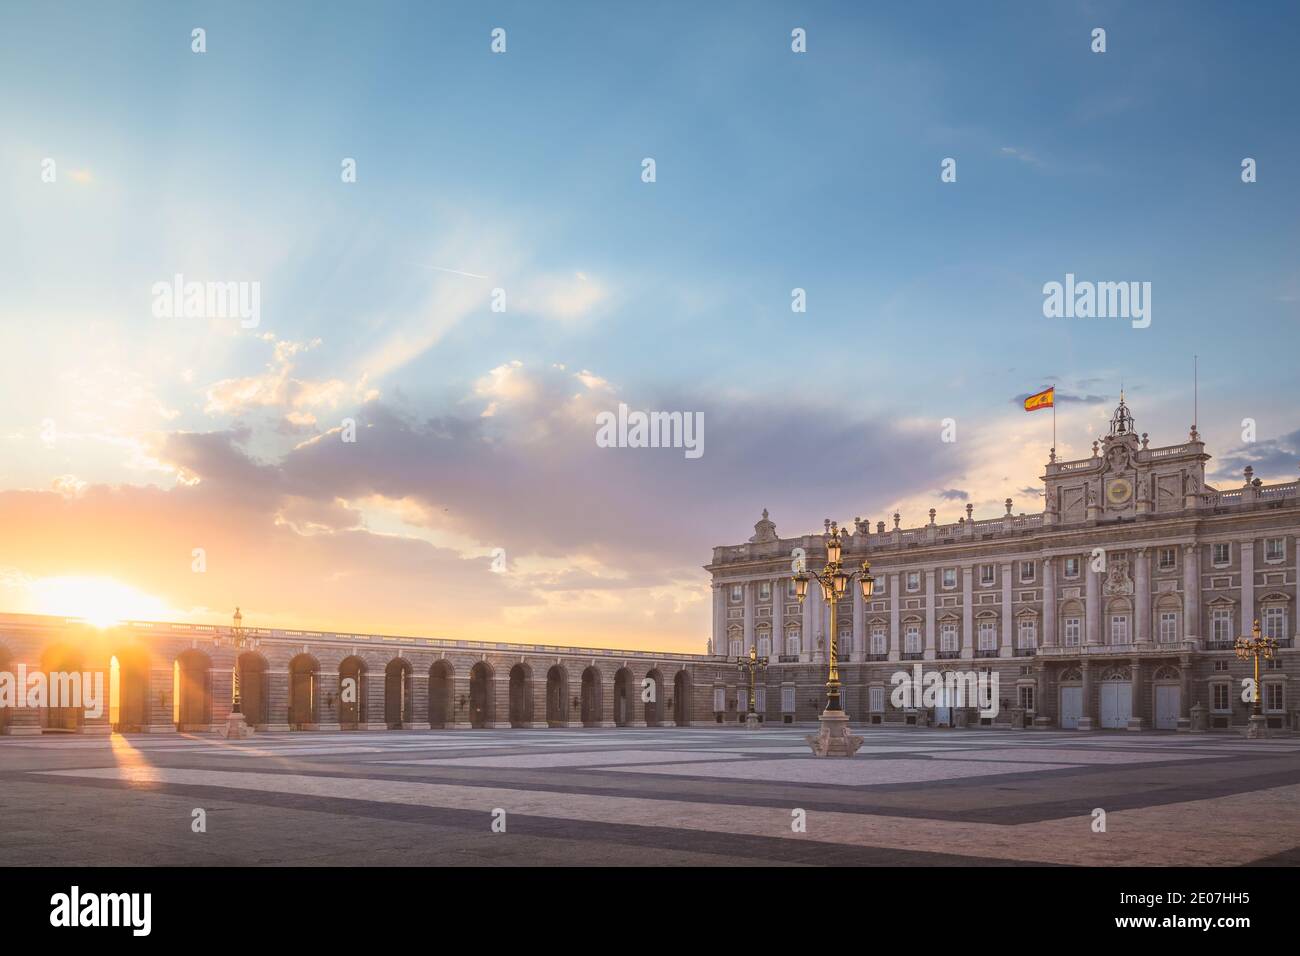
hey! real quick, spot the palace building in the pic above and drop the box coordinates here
[705,397,1300,732]
[2,397,1295,736]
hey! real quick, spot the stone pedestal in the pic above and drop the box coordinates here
[1245,714,1270,739]
[1076,716,1095,731]
[1189,703,1208,733]
[4,707,43,736]
[1176,717,1191,733]
[221,712,253,739]
[744,713,761,730]
[1010,708,1026,729]
[805,710,863,757]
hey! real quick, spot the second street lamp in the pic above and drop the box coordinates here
[735,644,768,730]
[794,521,873,756]
[1235,618,1278,738]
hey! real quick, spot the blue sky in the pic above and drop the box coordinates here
[1,1,1297,648]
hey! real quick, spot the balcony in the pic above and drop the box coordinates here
[866,654,889,662]
[901,652,923,661]
[975,648,999,658]
[1014,647,1036,657]
[776,655,800,663]
[937,650,961,660]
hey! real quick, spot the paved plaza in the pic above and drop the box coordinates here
[2,727,1299,866]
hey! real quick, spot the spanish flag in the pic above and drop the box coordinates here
[1024,386,1055,412]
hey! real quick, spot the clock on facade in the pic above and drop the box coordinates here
[1106,477,1134,506]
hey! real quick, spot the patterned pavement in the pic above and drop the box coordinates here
[2,726,1299,866]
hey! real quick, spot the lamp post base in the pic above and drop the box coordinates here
[805,709,863,757]
[221,712,253,739]
[744,713,761,731]
[1245,714,1270,739]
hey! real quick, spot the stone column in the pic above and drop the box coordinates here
[924,570,936,660]
[1183,544,1201,646]
[711,585,723,656]
[265,668,291,731]
[851,576,865,663]
[1178,654,1192,730]
[1086,560,1102,646]
[412,670,430,728]
[772,578,784,657]
[801,585,815,662]
[888,573,901,662]
[1032,662,1051,728]
[147,665,176,732]
[1043,557,1057,647]
[1000,562,1014,658]
[1135,547,1151,645]
[366,672,385,728]
[1127,660,1144,731]
[743,581,755,655]
[531,669,550,728]
[961,565,974,659]
[1078,660,1095,730]
[317,670,342,731]
[1240,538,1255,634]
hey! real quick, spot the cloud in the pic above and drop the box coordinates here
[937,488,969,501]
[1209,429,1300,484]
[1010,391,1107,406]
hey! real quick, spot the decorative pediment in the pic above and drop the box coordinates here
[1260,591,1291,604]
[1014,607,1039,619]
[1152,665,1181,681]
[1207,595,1236,607]
[1100,666,1129,681]
[1060,667,1083,681]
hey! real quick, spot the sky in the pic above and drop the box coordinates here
[1,1,1297,653]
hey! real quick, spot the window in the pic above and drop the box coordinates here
[1064,616,1081,646]
[755,686,766,713]
[1110,615,1129,644]
[869,686,885,712]
[1158,547,1177,571]
[1263,605,1286,641]
[1017,619,1037,649]
[1212,543,1231,567]
[838,628,852,656]
[940,622,958,653]
[870,624,886,655]
[1063,556,1080,579]
[1020,561,1035,583]
[1018,685,1035,711]
[757,634,771,657]
[942,568,957,589]
[980,565,995,586]
[781,685,795,712]
[1212,684,1231,711]
[758,582,771,601]
[1212,608,1232,643]
[1159,611,1178,644]
[730,584,743,602]
[978,621,997,651]
[1265,682,1283,713]
[713,687,726,712]
[904,625,921,654]
[786,579,797,599]
[1265,538,1285,563]
[785,631,800,656]
[1214,659,1230,672]
[728,639,742,657]
[906,572,920,592]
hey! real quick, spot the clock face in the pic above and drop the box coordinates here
[1106,478,1133,506]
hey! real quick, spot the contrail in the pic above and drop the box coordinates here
[414,263,489,280]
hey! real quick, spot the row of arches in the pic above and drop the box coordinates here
[3,643,693,732]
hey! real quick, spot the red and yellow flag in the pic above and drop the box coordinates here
[1024,386,1055,412]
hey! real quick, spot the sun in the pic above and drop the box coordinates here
[29,576,172,628]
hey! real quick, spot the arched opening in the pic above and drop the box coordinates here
[288,654,320,729]
[644,668,664,726]
[40,645,85,732]
[429,661,453,728]
[545,665,568,726]
[384,658,412,729]
[235,652,268,728]
[673,670,691,726]
[508,664,532,727]
[110,647,152,732]
[613,667,632,727]
[173,650,212,731]
[580,667,602,726]
[338,656,367,729]
[469,662,493,728]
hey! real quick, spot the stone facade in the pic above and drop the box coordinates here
[706,399,1300,733]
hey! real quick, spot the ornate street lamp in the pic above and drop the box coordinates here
[1235,618,1278,738]
[794,521,874,756]
[735,644,768,730]
[213,606,261,739]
